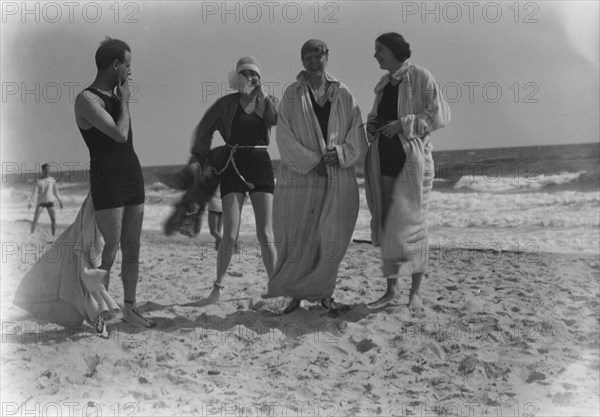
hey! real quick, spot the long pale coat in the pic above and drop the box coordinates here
[266,72,368,301]
[364,62,450,277]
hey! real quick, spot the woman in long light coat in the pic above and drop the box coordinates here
[365,32,450,311]
[266,39,368,314]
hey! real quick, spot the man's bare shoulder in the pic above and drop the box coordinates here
[75,89,105,114]
[76,89,106,105]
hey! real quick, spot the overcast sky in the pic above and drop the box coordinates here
[1,1,598,169]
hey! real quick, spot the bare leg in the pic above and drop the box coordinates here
[212,192,244,300]
[381,175,395,227]
[30,206,43,233]
[193,208,204,236]
[119,204,144,303]
[234,226,240,254]
[249,192,276,278]
[119,203,155,327]
[94,207,124,289]
[47,206,57,236]
[368,175,399,308]
[408,272,424,312]
[208,211,223,250]
[86,207,124,334]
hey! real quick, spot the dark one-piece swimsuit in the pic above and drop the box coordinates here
[377,81,406,178]
[78,88,145,210]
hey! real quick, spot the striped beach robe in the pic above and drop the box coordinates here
[266,71,368,301]
[364,62,450,277]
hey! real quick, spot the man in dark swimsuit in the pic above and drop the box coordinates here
[74,38,155,331]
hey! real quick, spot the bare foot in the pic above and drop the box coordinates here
[207,285,222,302]
[368,291,400,309]
[123,304,157,328]
[408,292,424,313]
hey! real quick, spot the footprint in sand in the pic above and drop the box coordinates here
[432,304,445,313]
[355,338,379,353]
[526,370,546,383]
[484,361,510,378]
[552,392,574,406]
[228,272,243,277]
[458,356,478,375]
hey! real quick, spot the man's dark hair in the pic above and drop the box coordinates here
[41,163,49,171]
[95,37,131,70]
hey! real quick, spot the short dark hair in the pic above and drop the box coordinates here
[41,163,49,171]
[376,32,411,62]
[95,37,131,70]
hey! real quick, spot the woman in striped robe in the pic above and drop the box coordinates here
[265,39,368,313]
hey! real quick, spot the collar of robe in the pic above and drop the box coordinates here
[295,70,340,101]
[374,60,412,93]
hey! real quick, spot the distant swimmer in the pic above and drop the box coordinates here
[28,163,63,236]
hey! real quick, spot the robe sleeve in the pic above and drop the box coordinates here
[333,91,368,168]
[276,86,322,175]
[400,68,450,139]
[262,95,279,128]
[190,99,221,164]
[366,88,382,143]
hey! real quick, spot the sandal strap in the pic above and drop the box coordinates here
[95,316,105,331]
[213,282,225,290]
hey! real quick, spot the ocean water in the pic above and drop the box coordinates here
[2,143,598,255]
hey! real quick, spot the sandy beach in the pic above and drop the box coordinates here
[2,0,599,413]
[1,191,599,417]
